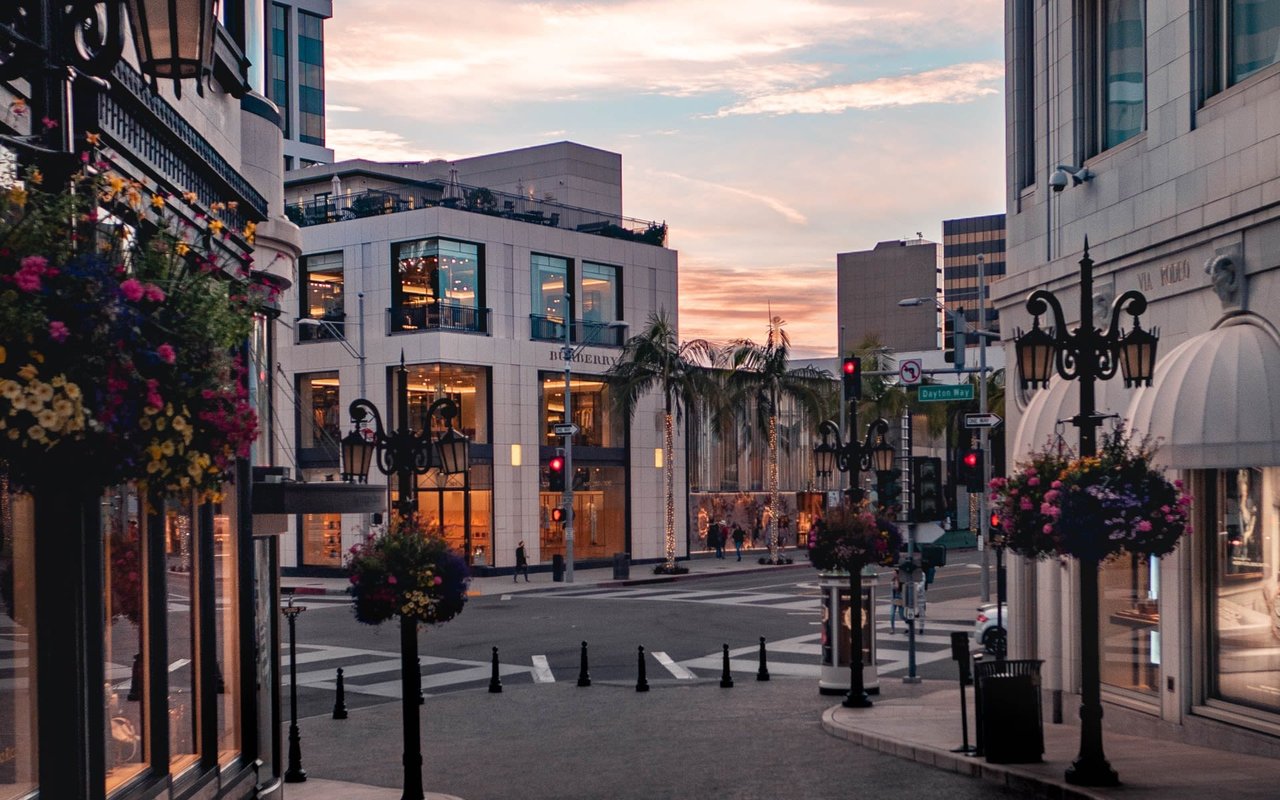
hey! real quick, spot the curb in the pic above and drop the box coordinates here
[596,560,810,588]
[820,707,1108,800]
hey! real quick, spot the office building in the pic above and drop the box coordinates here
[836,238,941,354]
[267,0,335,169]
[942,213,1006,340]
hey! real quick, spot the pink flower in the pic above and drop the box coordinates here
[1051,480,1062,489]
[387,575,397,585]
[1020,498,1034,511]
[432,576,443,586]
[1042,524,1054,534]
[119,278,144,302]
[21,255,48,272]
[48,320,69,342]
[1137,520,1153,532]
[1027,476,1040,486]
[156,343,176,364]
[143,283,166,302]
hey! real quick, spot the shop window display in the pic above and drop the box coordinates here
[0,489,38,799]
[213,499,240,762]
[1211,467,1280,714]
[539,465,625,562]
[1099,554,1160,695]
[103,487,146,792]
[166,499,199,773]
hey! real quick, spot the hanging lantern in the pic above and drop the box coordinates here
[128,0,216,92]
[1015,319,1057,390]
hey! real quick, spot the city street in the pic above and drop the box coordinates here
[282,552,1012,798]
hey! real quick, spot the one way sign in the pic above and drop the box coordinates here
[964,413,1003,429]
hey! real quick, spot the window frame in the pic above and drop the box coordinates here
[1080,0,1147,157]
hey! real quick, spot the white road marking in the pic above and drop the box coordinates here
[652,651,695,679]
[531,654,555,683]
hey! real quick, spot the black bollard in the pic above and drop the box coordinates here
[332,668,348,720]
[577,641,592,687]
[720,643,734,688]
[418,657,425,704]
[636,646,650,692]
[488,646,503,694]
[756,637,771,681]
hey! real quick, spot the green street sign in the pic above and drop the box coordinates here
[917,384,975,403]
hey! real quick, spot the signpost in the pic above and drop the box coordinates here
[963,413,1003,429]
[916,384,974,403]
[553,423,580,436]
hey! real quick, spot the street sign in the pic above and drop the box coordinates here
[898,358,923,385]
[553,423,580,436]
[917,384,974,403]
[964,413,1004,429]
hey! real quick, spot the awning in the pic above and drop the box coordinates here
[1126,315,1280,468]
[1011,373,1139,463]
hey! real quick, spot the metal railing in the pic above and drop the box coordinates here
[529,316,627,346]
[387,302,490,335]
[285,184,668,247]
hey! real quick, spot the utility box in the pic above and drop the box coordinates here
[552,554,565,582]
[817,569,879,695]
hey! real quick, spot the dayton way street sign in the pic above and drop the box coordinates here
[917,384,975,403]
[964,413,1004,429]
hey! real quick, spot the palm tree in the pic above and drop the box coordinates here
[720,316,831,564]
[605,310,718,573]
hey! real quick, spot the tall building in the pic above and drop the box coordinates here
[942,213,1006,341]
[278,142,678,574]
[836,238,940,354]
[0,3,326,798]
[267,0,335,169]
[998,1,1280,759]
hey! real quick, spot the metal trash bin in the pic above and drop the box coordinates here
[552,554,565,582]
[976,658,1044,764]
[612,552,630,580]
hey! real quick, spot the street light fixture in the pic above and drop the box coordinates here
[559,300,628,584]
[342,356,471,800]
[813,417,893,709]
[1014,239,1157,788]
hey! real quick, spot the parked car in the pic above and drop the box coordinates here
[974,602,1008,656]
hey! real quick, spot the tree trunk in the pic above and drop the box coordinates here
[663,411,676,570]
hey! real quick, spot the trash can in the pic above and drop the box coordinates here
[552,554,565,582]
[612,552,630,580]
[975,658,1044,764]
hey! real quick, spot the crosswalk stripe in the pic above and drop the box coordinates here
[531,655,555,683]
[652,651,695,679]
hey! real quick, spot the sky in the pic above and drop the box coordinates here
[324,0,1007,359]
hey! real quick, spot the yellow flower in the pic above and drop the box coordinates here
[85,131,101,146]
[183,191,198,204]
[36,409,58,429]
[156,416,167,431]
[139,417,152,430]
[160,439,174,456]
[209,219,224,235]
[147,460,160,474]
[107,175,125,197]
[26,425,46,442]
[0,381,18,400]
[17,363,37,381]
[7,429,19,441]
[150,193,165,209]
[243,221,257,243]
[210,201,225,212]
[175,242,190,256]
[10,395,27,412]
[31,382,53,404]
[64,382,81,400]
[6,187,24,209]
[172,416,187,431]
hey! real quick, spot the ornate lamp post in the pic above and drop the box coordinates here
[814,417,893,708]
[343,356,471,800]
[1014,240,1158,787]
[281,596,307,783]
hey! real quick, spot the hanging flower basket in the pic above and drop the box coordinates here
[991,429,1192,562]
[988,446,1073,560]
[808,503,902,573]
[0,153,266,497]
[346,515,471,626]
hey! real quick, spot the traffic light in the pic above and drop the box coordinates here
[550,505,570,524]
[958,447,984,493]
[943,308,967,370]
[842,356,862,402]
[548,452,565,492]
[876,471,902,513]
[912,456,943,522]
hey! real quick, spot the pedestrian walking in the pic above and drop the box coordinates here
[514,540,530,582]
[711,521,726,558]
[890,570,904,633]
[731,524,745,561]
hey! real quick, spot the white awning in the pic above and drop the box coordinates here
[1126,315,1280,468]
[1011,373,1139,464]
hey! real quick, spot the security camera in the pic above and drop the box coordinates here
[1049,167,1070,193]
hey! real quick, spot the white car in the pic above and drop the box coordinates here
[974,602,1008,655]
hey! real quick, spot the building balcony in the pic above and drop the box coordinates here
[529,316,627,347]
[389,302,490,335]
[284,186,668,247]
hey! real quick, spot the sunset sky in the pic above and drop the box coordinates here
[325,0,1007,358]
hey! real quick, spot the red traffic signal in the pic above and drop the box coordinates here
[551,506,568,523]
[963,451,979,469]
[843,358,858,375]
[548,453,566,492]
[841,356,862,401]
[550,455,565,472]
[990,512,1001,530]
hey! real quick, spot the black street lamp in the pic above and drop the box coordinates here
[814,417,893,709]
[342,356,470,800]
[1014,239,1158,787]
[281,596,307,783]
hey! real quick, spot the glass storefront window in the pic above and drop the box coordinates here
[1210,467,1280,714]
[1099,554,1160,695]
[539,373,622,449]
[579,262,619,324]
[298,372,341,464]
[1,488,38,799]
[213,497,240,762]
[300,512,343,567]
[538,465,625,563]
[404,364,490,444]
[393,238,482,330]
[300,251,344,331]
[103,487,146,792]
[532,254,568,321]
[166,498,199,773]
[408,465,493,566]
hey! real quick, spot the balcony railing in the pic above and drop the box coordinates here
[284,185,668,247]
[389,302,490,335]
[529,316,627,347]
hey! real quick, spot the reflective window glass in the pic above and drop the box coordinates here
[1102,0,1146,148]
[166,498,198,773]
[214,496,240,762]
[1232,0,1280,83]
[1,489,38,799]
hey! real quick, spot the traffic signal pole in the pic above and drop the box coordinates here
[977,254,991,603]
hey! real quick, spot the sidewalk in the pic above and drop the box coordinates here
[281,554,1280,800]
